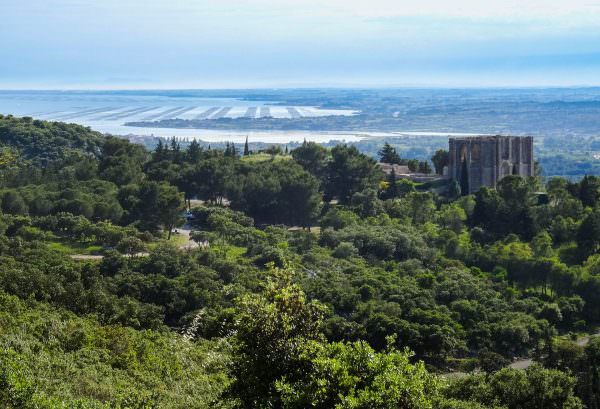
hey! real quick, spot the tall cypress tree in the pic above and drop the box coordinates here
[244,136,250,156]
[170,137,181,163]
[460,158,469,195]
[154,139,165,160]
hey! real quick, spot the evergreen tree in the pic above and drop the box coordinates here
[170,137,181,163]
[460,158,469,195]
[431,149,449,175]
[244,136,250,156]
[187,139,202,163]
[326,145,383,203]
[407,159,419,172]
[154,139,165,161]
[418,161,432,174]
[378,142,402,164]
[169,137,179,151]
[386,168,399,199]
[291,142,328,180]
[577,209,600,258]
[223,142,237,158]
[579,175,600,207]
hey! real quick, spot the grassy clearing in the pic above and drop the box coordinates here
[147,231,189,249]
[172,231,191,246]
[240,153,292,163]
[47,239,104,255]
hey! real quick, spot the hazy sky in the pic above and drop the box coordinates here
[2,0,600,88]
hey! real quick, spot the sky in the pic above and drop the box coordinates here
[2,0,600,88]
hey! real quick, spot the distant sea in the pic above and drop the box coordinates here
[2,88,600,143]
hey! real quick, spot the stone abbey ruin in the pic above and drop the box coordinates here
[448,135,534,194]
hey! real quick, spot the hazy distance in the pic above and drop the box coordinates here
[3,0,600,89]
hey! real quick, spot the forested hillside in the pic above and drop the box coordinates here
[1,114,600,408]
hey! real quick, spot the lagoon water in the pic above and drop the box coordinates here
[0,90,359,143]
[6,88,596,143]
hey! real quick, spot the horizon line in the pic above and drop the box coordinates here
[2,84,600,92]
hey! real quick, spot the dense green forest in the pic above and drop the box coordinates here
[2,114,600,408]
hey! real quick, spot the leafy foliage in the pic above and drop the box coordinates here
[0,115,599,408]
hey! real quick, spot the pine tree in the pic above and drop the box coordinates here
[407,159,419,172]
[244,136,250,156]
[154,139,165,160]
[378,142,401,164]
[431,149,449,175]
[170,136,179,151]
[418,161,432,174]
[187,139,202,163]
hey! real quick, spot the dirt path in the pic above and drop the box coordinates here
[70,252,149,260]
[442,330,600,377]
[508,358,534,370]
[508,330,600,370]
[70,254,105,261]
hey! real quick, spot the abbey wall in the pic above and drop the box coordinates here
[448,136,534,194]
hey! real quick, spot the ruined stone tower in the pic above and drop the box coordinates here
[448,136,534,194]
